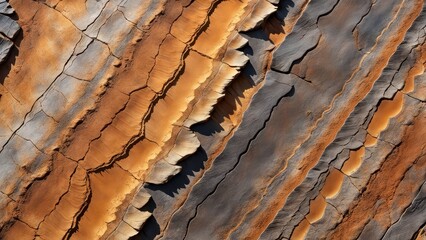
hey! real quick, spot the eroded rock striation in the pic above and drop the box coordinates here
[0,0,425,239]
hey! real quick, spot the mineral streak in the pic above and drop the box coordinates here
[0,0,425,239]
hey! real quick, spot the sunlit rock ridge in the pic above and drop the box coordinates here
[0,0,425,239]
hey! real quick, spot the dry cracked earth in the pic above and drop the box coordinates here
[0,0,425,239]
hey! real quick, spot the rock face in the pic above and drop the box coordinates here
[0,0,425,239]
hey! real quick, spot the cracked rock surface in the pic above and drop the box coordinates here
[0,0,425,239]
[0,0,18,65]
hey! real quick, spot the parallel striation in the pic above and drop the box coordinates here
[0,0,425,240]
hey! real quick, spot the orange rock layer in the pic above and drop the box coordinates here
[0,0,425,239]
